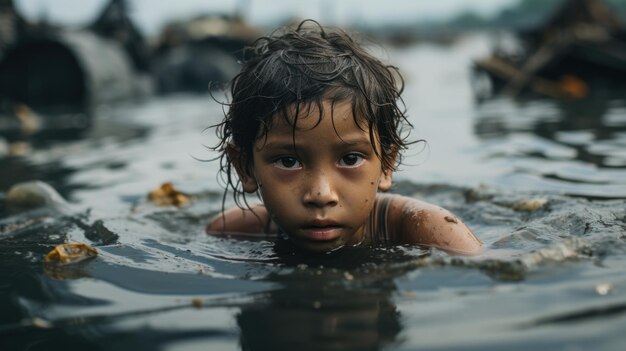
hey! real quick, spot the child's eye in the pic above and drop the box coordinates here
[274,156,302,169]
[338,153,365,168]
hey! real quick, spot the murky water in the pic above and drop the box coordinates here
[1,34,626,350]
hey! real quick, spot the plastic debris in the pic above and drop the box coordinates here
[511,198,548,212]
[8,141,31,156]
[192,298,204,308]
[14,103,42,135]
[44,243,97,265]
[31,317,53,329]
[148,182,190,207]
[595,283,614,296]
[6,181,68,211]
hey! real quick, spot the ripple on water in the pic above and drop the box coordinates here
[473,95,626,197]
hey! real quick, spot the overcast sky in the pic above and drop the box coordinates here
[16,0,518,35]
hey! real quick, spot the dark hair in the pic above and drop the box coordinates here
[211,20,413,207]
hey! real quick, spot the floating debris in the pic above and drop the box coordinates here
[8,141,31,156]
[595,283,614,296]
[6,181,67,211]
[464,184,495,202]
[474,0,626,99]
[14,103,41,135]
[0,217,46,236]
[148,182,190,207]
[511,198,548,212]
[30,317,53,329]
[191,298,204,309]
[44,243,97,265]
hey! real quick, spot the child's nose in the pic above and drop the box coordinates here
[303,171,338,208]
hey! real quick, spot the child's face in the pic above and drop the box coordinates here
[237,100,393,252]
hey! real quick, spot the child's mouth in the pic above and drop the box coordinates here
[301,221,342,241]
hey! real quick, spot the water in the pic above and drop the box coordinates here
[1,34,626,350]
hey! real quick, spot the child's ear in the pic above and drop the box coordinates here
[226,144,258,193]
[378,170,393,191]
[378,145,398,191]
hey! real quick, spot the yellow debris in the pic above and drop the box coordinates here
[14,103,41,135]
[511,198,548,212]
[45,243,97,265]
[148,182,190,207]
[191,298,204,309]
[9,141,31,156]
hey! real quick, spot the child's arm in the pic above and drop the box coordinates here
[206,204,274,235]
[387,195,483,256]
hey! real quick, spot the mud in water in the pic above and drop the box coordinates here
[2,35,626,350]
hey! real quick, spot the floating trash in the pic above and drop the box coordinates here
[6,181,67,211]
[595,283,614,296]
[44,243,97,265]
[511,198,548,212]
[473,0,626,99]
[14,103,42,135]
[191,298,204,309]
[148,182,190,207]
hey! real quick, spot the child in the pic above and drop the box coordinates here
[207,20,482,256]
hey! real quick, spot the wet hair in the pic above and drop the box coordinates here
[211,19,413,207]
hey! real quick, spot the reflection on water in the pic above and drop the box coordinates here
[473,95,626,198]
[2,182,625,350]
[2,36,626,350]
[236,276,401,351]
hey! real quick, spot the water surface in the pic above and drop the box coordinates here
[1,34,626,350]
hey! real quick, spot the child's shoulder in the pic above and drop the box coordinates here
[378,193,483,255]
[207,204,273,236]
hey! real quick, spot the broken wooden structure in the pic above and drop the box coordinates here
[474,0,626,99]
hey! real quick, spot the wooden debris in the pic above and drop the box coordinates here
[474,0,626,99]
